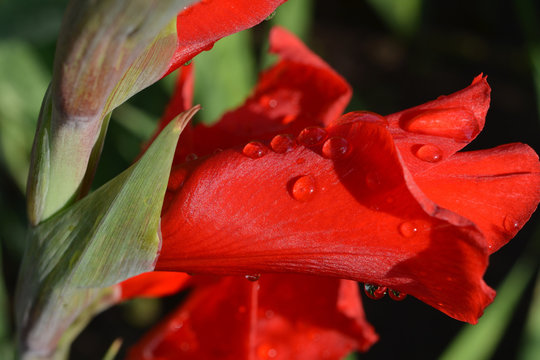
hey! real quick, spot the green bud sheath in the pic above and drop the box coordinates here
[17,107,198,359]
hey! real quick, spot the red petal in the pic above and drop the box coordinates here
[415,143,540,253]
[127,275,377,359]
[171,26,351,161]
[164,0,288,76]
[119,272,191,300]
[127,276,256,360]
[385,75,491,175]
[158,115,494,323]
[255,275,378,357]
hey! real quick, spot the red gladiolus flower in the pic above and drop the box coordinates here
[122,26,540,358]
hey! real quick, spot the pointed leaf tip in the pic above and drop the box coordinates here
[173,105,200,133]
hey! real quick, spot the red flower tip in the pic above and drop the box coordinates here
[119,272,190,301]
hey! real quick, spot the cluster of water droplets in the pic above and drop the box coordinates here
[240,126,353,204]
[363,283,407,301]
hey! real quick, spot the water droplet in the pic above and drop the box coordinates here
[245,274,260,282]
[185,153,198,161]
[291,175,316,202]
[414,144,443,163]
[322,137,349,159]
[257,344,278,359]
[213,148,223,154]
[399,222,418,238]
[503,216,519,233]
[243,141,267,159]
[364,283,387,300]
[297,126,328,146]
[388,289,407,301]
[260,96,277,109]
[401,108,479,142]
[264,10,276,21]
[202,42,215,52]
[265,10,277,21]
[271,134,296,153]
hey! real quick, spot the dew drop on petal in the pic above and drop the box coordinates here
[414,144,443,163]
[291,175,316,202]
[257,344,278,359]
[364,283,387,300]
[245,274,260,282]
[265,10,277,21]
[322,137,349,159]
[399,222,418,238]
[185,153,198,162]
[388,289,407,301]
[297,126,328,146]
[271,134,296,153]
[243,141,267,159]
[402,108,479,142]
[503,216,519,233]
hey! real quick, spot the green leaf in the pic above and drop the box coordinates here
[194,30,256,124]
[16,107,198,358]
[102,338,123,360]
[519,271,540,360]
[439,256,537,360]
[0,39,49,191]
[27,0,199,224]
[366,0,422,37]
[270,0,313,42]
[0,244,14,360]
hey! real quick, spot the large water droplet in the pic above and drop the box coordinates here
[503,216,519,233]
[245,274,261,282]
[364,283,387,300]
[322,137,349,159]
[271,134,296,153]
[414,144,443,163]
[399,222,418,238]
[388,289,407,301]
[297,126,328,146]
[401,108,479,142]
[243,141,267,159]
[291,175,316,202]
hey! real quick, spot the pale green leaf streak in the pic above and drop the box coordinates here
[519,271,540,360]
[102,338,123,360]
[439,256,536,360]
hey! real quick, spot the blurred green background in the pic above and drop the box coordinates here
[1,0,540,359]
